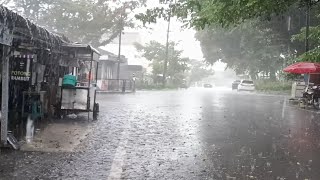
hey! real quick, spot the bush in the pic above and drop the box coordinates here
[255,80,292,92]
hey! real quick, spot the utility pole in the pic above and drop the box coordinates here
[163,2,173,87]
[162,15,171,87]
[117,27,122,80]
[116,5,126,91]
[117,10,124,80]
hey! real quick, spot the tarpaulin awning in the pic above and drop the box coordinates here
[0,5,70,47]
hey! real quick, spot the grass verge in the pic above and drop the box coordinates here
[255,80,292,94]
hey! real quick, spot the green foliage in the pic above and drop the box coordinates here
[195,20,285,79]
[255,80,292,92]
[136,0,317,81]
[186,0,298,28]
[283,72,302,80]
[135,41,189,86]
[135,40,190,85]
[291,15,320,62]
[135,41,213,86]
[13,0,146,47]
[295,47,320,62]
[136,0,301,29]
[188,59,214,83]
[292,25,320,48]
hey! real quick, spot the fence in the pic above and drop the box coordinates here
[98,79,135,93]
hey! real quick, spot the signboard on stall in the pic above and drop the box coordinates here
[11,55,33,82]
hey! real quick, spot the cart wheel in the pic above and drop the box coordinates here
[93,103,99,120]
[93,112,97,120]
[94,103,99,112]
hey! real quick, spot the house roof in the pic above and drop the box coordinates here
[63,43,101,55]
[97,48,115,56]
[98,48,127,62]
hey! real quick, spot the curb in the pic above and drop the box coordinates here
[96,91,135,94]
[287,99,320,114]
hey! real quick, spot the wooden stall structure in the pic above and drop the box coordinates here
[0,6,77,147]
[59,43,100,120]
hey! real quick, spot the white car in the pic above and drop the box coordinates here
[238,80,255,91]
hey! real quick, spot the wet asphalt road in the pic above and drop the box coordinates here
[1,87,320,179]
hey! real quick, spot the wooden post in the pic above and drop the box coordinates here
[1,45,10,145]
[94,61,98,106]
[87,51,93,120]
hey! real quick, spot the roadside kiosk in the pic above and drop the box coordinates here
[59,43,100,120]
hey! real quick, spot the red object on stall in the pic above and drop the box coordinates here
[283,62,320,74]
[86,72,94,80]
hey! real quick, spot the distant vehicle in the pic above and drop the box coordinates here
[204,84,213,88]
[180,83,188,89]
[238,80,255,91]
[232,80,241,90]
[180,79,188,89]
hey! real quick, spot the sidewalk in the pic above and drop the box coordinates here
[97,90,135,94]
[20,116,93,152]
[287,98,320,114]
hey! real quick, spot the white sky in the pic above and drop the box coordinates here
[102,17,204,61]
[103,1,203,61]
[140,18,204,60]
[134,0,203,59]
[103,0,227,71]
[6,0,226,72]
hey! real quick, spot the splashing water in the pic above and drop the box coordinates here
[26,115,34,143]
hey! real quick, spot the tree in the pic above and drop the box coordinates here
[135,41,190,86]
[195,19,287,80]
[292,26,320,62]
[289,6,320,62]
[135,0,319,80]
[136,0,309,29]
[188,59,214,84]
[12,0,146,47]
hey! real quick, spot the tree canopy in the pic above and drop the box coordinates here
[188,59,214,84]
[136,0,308,29]
[292,26,320,62]
[195,20,287,79]
[135,41,190,85]
[135,40,214,85]
[136,0,320,80]
[11,0,146,47]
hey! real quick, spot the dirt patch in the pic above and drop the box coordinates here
[20,118,93,153]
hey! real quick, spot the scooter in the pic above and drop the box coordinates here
[302,85,320,110]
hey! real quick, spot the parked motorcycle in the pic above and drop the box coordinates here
[302,85,320,110]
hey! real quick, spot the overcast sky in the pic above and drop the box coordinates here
[136,0,226,71]
[134,0,204,60]
[103,0,226,71]
[6,0,226,71]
